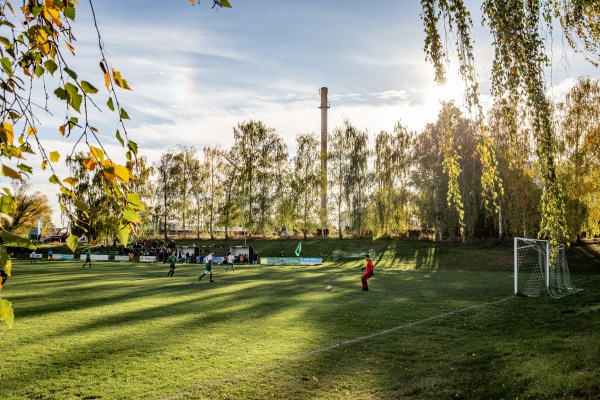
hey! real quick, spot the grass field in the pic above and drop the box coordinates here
[1,239,599,399]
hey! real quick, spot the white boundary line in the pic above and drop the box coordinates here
[160,296,514,400]
[301,296,514,357]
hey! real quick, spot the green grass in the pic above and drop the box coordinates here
[1,239,599,399]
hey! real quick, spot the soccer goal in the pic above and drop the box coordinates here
[514,237,581,298]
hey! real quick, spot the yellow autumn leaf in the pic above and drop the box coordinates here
[46,8,62,27]
[49,151,60,163]
[89,145,105,163]
[0,122,14,144]
[27,126,37,136]
[62,177,79,186]
[113,165,130,183]
[38,28,48,44]
[103,169,115,182]
[59,124,66,136]
[65,41,75,55]
[104,72,110,91]
[1,165,21,180]
[82,158,97,171]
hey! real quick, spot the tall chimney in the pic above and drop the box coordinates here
[319,87,329,238]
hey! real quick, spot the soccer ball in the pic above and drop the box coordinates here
[326,285,333,291]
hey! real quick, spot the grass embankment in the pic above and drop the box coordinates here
[1,239,599,399]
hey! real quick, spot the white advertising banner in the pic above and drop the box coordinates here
[80,254,109,261]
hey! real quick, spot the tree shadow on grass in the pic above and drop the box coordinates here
[3,251,597,399]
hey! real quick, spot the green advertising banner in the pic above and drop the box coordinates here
[260,257,323,266]
[260,257,301,266]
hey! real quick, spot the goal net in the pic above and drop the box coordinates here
[332,249,376,261]
[514,237,581,298]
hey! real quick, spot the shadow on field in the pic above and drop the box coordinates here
[4,240,598,399]
[566,242,600,273]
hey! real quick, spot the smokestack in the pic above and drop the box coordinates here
[319,87,329,238]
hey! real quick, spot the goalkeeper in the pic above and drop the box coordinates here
[361,254,374,291]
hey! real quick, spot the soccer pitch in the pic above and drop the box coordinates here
[1,242,599,399]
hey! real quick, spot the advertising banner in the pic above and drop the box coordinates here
[52,254,75,260]
[260,257,301,266]
[299,257,323,265]
[80,254,109,261]
[260,257,323,266]
[114,255,130,262]
[139,256,157,263]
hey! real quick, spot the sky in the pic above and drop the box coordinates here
[24,0,597,227]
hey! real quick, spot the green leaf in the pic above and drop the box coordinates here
[220,0,232,8]
[59,186,74,197]
[0,57,13,77]
[123,207,141,223]
[116,129,124,146]
[74,199,90,213]
[69,93,83,113]
[49,174,59,184]
[0,213,13,225]
[2,230,35,250]
[0,246,12,276]
[128,140,138,155]
[107,97,114,111]
[0,195,15,218]
[119,108,130,120]
[63,67,78,80]
[44,59,57,75]
[66,234,78,253]
[17,164,33,174]
[68,117,79,130]
[64,5,76,20]
[65,82,79,97]
[116,224,129,247]
[34,65,45,78]
[81,81,98,94]
[0,298,14,329]
[54,87,67,100]
[127,192,144,210]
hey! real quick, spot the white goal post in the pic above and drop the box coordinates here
[514,237,581,298]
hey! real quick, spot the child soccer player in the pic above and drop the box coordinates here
[361,253,374,291]
[225,252,235,272]
[199,250,215,282]
[167,251,177,277]
[82,250,92,268]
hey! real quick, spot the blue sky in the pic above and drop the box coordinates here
[35,1,596,226]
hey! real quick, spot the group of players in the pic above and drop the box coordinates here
[166,250,237,283]
[2,249,376,291]
[165,249,376,291]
